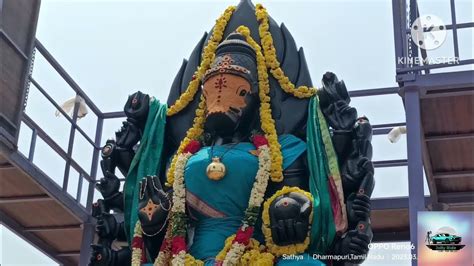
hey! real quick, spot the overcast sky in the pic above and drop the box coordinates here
[1,0,472,265]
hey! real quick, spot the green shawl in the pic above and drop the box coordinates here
[306,96,339,254]
[124,99,167,242]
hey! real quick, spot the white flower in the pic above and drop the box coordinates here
[223,242,246,265]
[131,247,142,266]
[154,251,171,266]
[248,145,271,208]
[171,250,186,265]
[171,153,191,213]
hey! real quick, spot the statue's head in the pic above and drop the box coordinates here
[202,32,259,138]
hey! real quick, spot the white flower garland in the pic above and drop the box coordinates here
[248,146,271,208]
[223,242,247,265]
[171,250,186,265]
[154,250,170,266]
[171,152,192,213]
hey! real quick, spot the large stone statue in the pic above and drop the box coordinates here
[89,1,374,265]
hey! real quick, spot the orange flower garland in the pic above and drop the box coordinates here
[235,25,284,182]
[166,94,206,187]
[255,4,317,98]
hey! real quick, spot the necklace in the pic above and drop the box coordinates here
[206,141,239,180]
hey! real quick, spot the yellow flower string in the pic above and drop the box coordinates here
[215,234,274,265]
[166,6,236,116]
[185,254,204,266]
[255,4,317,98]
[236,25,283,182]
[166,94,207,186]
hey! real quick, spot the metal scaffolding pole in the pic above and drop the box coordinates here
[405,86,426,266]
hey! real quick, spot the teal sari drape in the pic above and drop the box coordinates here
[124,99,167,242]
[306,96,336,254]
[185,135,307,261]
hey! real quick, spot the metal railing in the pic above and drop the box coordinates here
[392,0,474,81]
[20,40,110,212]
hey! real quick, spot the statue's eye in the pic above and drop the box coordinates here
[239,89,247,97]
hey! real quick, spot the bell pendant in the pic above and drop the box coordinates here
[206,157,226,181]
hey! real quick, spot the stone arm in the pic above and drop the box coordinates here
[331,117,374,265]
[94,91,150,214]
[89,92,150,266]
[91,176,171,264]
[319,72,375,265]
[265,73,374,264]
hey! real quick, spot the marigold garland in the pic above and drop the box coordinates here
[215,234,274,266]
[255,4,317,98]
[236,25,283,182]
[262,186,314,256]
[166,95,206,186]
[185,253,205,266]
[166,5,236,116]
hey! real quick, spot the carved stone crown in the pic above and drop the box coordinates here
[202,32,257,84]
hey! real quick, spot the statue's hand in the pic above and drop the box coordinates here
[115,91,149,149]
[124,91,149,123]
[92,199,108,218]
[323,101,357,131]
[89,245,130,266]
[101,139,135,179]
[353,117,373,160]
[318,72,357,131]
[96,170,120,199]
[269,192,312,245]
[347,157,373,184]
[137,176,171,236]
[89,244,113,266]
[115,120,141,150]
[342,156,374,195]
[336,221,372,264]
[95,169,124,212]
[96,213,119,239]
[346,193,371,223]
